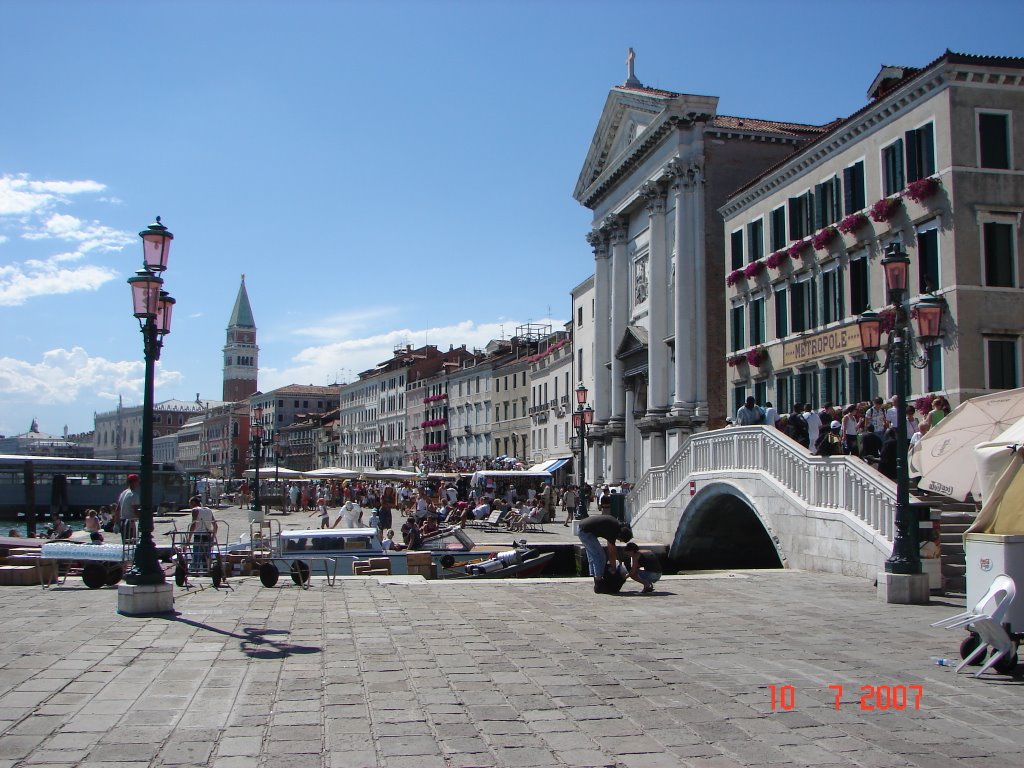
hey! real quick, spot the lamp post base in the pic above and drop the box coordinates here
[876,571,930,604]
[117,582,175,615]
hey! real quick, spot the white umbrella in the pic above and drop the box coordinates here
[912,387,1024,500]
[303,467,360,479]
[243,466,305,479]
[968,418,1024,534]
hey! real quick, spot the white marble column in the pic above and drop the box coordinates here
[588,229,612,426]
[641,180,668,467]
[670,162,696,415]
[607,215,628,483]
[641,180,670,416]
[624,383,636,484]
[690,163,709,416]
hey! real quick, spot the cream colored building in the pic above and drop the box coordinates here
[721,51,1024,413]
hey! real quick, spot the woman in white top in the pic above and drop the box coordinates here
[841,404,860,456]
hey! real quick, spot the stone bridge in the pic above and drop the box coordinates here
[626,426,898,580]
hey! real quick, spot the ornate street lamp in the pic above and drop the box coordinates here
[124,217,174,585]
[250,407,276,513]
[857,243,947,577]
[573,382,595,520]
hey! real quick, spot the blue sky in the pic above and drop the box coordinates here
[2,0,1022,438]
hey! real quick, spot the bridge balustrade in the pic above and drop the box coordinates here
[629,426,896,543]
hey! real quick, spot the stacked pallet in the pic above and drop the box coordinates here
[405,551,435,580]
[0,548,56,585]
[353,557,391,576]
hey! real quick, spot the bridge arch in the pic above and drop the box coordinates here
[669,481,786,571]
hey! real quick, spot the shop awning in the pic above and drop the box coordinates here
[526,456,573,473]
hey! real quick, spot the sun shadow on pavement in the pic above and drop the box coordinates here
[162,615,322,659]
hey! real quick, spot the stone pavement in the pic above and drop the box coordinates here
[0,570,1022,768]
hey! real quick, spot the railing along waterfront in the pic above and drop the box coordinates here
[630,426,896,541]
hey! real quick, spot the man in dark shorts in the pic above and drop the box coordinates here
[577,513,633,591]
[624,541,661,594]
[378,483,395,531]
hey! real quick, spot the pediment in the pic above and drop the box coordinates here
[573,89,671,203]
[615,325,649,360]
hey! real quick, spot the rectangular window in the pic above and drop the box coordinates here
[748,219,764,262]
[821,268,844,325]
[774,287,788,339]
[770,206,787,251]
[906,122,936,182]
[749,297,766,345]
[849,359,875,404]
[843,161,866,215]
[794,370,817,408]
[822,364,845,406]
[849,255,870,315]
[790,280,818,333]
[882,139,905,196]
[987,337,1019,389]
[731,229,744,270]
[814,177,842,228]
[926,347,943,393]
[733,385,746,415]
[788,191,814,240]
[984,221,1015,287]
[754,381,768,408]
[577,307,583,326]
[979,112,1011,169]
[775,374,791,413]
[730,305,745,351]
[917,227,940,293]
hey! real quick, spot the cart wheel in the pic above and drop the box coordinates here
[174,563,188,587]
[960,632,983,664]
[211,560,223,588]
[994,647,1019,674]
[82,563,106,590]
[439,555,455,569]
[290,560,310,586]
[104,565,123,586]
[259,562,279,588]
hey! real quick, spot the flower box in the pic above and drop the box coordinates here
[905,176,941,203]
[765,250,788,270]
[837,213,869,235]
[727,354,747,368]
[869,196,902,223]
[743,260,765,278]
[811,226,838,251]
[746,346,767,367]
[787,240,808,259]
[726,268,745,286]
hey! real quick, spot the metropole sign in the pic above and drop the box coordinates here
[783,325,864,367]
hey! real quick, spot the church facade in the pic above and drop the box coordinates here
[573,54,828,484]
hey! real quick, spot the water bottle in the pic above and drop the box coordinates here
[931,656,953,667]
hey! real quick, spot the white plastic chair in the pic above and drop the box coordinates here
[931,574,1016,630]
[955,617,1016,677]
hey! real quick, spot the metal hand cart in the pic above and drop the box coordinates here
[170,519,230,588]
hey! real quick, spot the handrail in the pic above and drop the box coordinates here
[628,426,896,541]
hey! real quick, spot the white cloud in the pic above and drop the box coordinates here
[0,174,105,216]
[0,262,118,305]
[0,174,131,306]
[0,347,183,404]
[292,306,401,341]
[265,318,552,390]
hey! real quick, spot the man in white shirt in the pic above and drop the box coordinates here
[803,404,821,448]
[188,495,218,571]
[115,474,140,543]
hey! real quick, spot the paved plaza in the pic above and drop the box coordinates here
[0,569,1022,768]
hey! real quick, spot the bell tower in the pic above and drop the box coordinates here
[223,274,259,402]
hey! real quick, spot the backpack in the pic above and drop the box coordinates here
[818,432,842,456]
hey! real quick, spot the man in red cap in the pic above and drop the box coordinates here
[114,474,140,543]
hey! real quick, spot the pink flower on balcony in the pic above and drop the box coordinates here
[837,213,869,235]
[746,346,767,367]
[869,196,902,223]
[743,260,765,279]
[787,240,808,259]
[765,250,788,270]
[726,268,744,286]
[904,176,941,203]
[811,226,838,251]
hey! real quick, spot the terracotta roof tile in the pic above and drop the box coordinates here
[711,114,835,138]
[613,84,681,98]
